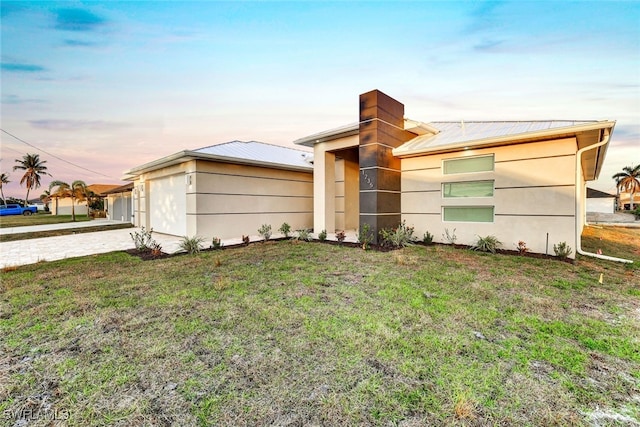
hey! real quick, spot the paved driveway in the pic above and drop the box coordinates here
[0,223,184,269]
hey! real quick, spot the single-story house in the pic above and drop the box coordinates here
[122,141,314,239]
[51,184,120,216]
[124,89,615,259]
[102,182,134,223]
[586,188,616,213]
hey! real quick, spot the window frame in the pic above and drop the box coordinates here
[442,180,495,198]
[442,205,495,223]
[442,154,495,175]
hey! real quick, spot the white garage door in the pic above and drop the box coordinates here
[149,174,187,236]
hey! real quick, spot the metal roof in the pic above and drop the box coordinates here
[395,120,603,154]
[193,140,313,170]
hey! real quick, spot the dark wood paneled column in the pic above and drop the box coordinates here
[359,90,415,243]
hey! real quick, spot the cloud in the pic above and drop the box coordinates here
[473,39,505,52]
[63,39,101,47]
[1,94,47,105]
[29,120,129,131]
[465,1,506,34]
[54,8,107,32]
[1,62,47,72]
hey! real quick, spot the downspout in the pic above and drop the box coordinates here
[575,131,633,263]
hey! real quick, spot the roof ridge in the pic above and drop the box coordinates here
[195,140,311,154]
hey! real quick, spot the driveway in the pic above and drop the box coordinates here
[0,221,185,269]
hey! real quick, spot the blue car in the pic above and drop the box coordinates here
[0,204,38,216]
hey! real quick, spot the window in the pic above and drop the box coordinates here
[443,180,494,198]
[443,154,494,175]
[443,206,494,222]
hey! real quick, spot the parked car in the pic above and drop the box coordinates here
[0,204,38,216]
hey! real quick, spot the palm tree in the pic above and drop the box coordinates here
[40,189,51,212]
[0,172,9,205]
[612,164,640,210]
[13,153,50,205]
[49,180,88,221]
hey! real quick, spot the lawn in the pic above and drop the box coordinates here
[0,214,90,228]
[1,227,638,426]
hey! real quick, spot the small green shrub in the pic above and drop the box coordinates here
[296,229,312,241]
[553,241,573,258]
[258,224,272,241]
[179,236,205,255]
[130,226,155,251]
[379,221,416,248]
[358,223,374,249]
[442,228,457,244]
[471,235,502,254]
[423,231,434,245]
[318,229,327,241]
[336,231,346,243]
[632,205,640,220]
[211,237,223,250]
[279,222,291,238]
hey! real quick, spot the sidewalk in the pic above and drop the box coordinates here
[0,219,128,235]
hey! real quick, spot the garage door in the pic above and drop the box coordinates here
[149,174,187,236]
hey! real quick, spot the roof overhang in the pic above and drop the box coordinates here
[392,120,615,181]
[122,150,313,181]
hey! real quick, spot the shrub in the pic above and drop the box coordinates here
[516,240,528,255]
[296,229,312,241]
[423,231,434,245]
[553,241,573,258]
[358,223,374,249]
[379,221,416,248]
[318,229,327,241]
[242,235,250,245]
[258,224,272,241]
[442,228,457,244]
[211,237,223,250]
[279,222,292,238]
[150,241,163,258]
[632,205,640,220]
[336,230,346,243]
[179,236,205,255]
[130,226,155,251]
[471,235,502,254]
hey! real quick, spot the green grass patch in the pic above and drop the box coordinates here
[1,227,638,426]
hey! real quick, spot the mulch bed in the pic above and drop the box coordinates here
[126,239,572,262]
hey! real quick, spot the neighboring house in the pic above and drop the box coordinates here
[123,90,615,259]
[51,184,120,216]
[102,183,134,223]
[294,90,615,259]
[122,141,314,239]
[586,188,616,214]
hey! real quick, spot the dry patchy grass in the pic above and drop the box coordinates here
[0,227,639,426]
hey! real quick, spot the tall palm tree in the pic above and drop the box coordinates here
[612,164,640,210]
[13,153,50,205]
[49,180,88,221]
[0,172,9,205]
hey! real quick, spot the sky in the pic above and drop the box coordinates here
[1,0,638,200]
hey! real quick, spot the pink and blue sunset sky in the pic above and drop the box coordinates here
[1,0,638,199]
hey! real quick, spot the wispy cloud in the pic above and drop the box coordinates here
[63,39,101,47]
[30,120,129,131]
[473,39,505,52]
[465,1,506,34]
[2,94,47,105]
[1,62,47,72]
[54,8,107,32]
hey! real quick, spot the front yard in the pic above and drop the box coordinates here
[1,227,639,426]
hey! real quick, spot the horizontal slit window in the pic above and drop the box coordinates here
[443,180,494,198]
[443,155,494,174]
[443,206,494,222]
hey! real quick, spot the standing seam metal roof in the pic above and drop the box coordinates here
[397,120,602,152]
[193,140,313,169]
